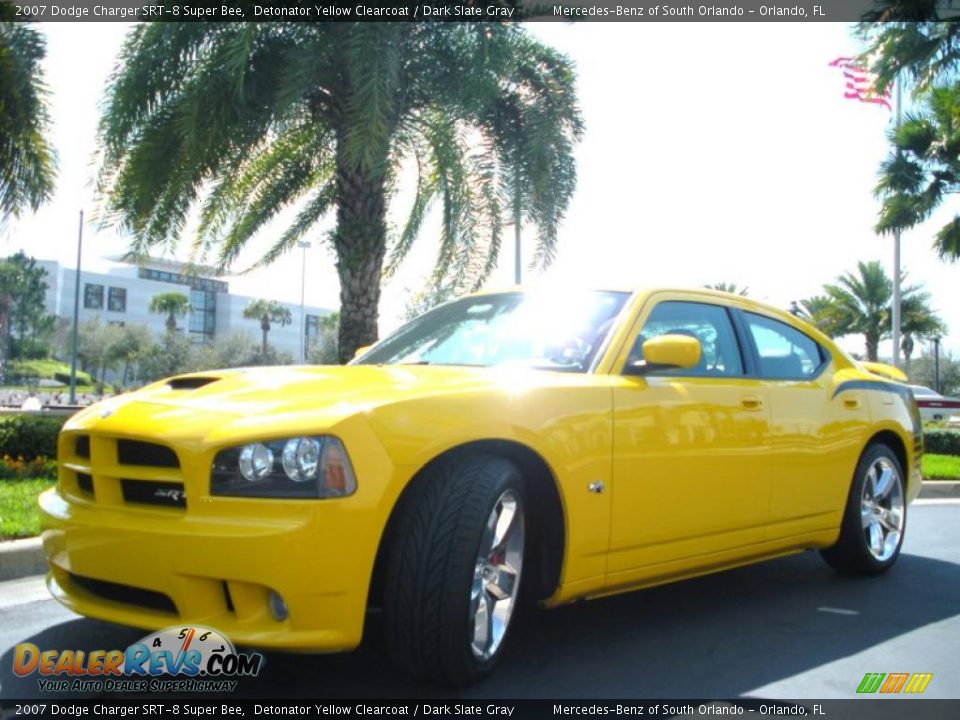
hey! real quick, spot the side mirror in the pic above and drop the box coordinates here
[626,334,701,375]
[353,345,372,360]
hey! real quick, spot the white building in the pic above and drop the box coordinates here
[38,257,334,360]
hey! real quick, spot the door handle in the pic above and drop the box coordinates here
[843,397,861,410]
[741,395,764,410]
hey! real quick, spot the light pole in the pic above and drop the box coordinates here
[69,210,84,405]
[297,241,310,363]
[933,336,942,394]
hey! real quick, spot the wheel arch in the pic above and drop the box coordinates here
[865,429,909,491]
[367,438,566,612]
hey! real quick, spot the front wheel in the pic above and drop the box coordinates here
[383,454,526,685]
[821,444,907,574]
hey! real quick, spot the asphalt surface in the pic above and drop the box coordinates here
[1,501,958,701]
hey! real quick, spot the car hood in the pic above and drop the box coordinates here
[65,364,557,442]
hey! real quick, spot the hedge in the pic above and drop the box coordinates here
[0,415,68,459]
[925,430,960,457]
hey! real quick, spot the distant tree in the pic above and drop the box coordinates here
[306,312,339,365]
[243,299,292,357]
[4,252,54,360]
[191,330,260,371]
[704,282,749,296]
[138,332,193,383]
[802,261,945,361]
[113,324,153,387]
[909,351,960,398]
[148,292,191,333]
[0,22,57,223]
[76,319,123,391]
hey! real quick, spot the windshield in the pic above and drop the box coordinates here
[357,291,630,372]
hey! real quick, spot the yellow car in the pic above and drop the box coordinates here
[39,288,922,685]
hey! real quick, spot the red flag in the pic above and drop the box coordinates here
[829,56,891,110]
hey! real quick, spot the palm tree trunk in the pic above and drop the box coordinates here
[333,143,388,364]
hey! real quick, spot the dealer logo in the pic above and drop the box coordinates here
[13,625,263,693]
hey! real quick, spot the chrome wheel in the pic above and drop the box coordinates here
[469,490,524,661]
[860,456,905,562]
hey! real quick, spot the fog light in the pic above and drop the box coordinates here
[268,590,288,621]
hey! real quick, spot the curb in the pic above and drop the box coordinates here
[0,537,46,582]
[0,480,958,584]
[918,480,960,500]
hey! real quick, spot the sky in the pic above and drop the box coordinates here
[2,21,958,359]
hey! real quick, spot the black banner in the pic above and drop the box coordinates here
[3,0,960,23]
[3,700,960,720]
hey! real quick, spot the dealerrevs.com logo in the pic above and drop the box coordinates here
[13,625,263,693]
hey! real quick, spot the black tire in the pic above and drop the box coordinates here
[383,453,526,686]
[821,443,907,575]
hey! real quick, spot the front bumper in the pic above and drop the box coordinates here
[39,422,397,652]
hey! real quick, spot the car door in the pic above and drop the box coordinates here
[739,311,871,538]
[607,297,772,585]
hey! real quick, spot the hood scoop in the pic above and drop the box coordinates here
[166,376,220,391]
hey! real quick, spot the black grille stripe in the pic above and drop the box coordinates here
[69,572,176,615]
[76,472,93,495]
[117,440,179,468]
[75,436,89,459]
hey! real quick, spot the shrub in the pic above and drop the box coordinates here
[0,415,67,459]
[924,430,960,457]
[0,455,57,480]
[52,370,94,386]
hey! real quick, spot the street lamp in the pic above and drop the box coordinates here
[933,336,942,394]
[297,241,310,363]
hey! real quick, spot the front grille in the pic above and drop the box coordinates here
[76,472,93,495]
[75,436,90,459]
[117,440,179,468]
[69,572,177,615]
[122,479,187,509]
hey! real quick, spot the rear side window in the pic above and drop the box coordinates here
[744,313,824,379]
[633,301,744,377]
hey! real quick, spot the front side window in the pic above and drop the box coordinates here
[744,312,824,379]
[631,301,744,377]
[83,283,103,310]
[358,291,629,372]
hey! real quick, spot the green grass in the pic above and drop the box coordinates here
[922,454,960,480]
[0,477,55,540]
[7,359,94,386]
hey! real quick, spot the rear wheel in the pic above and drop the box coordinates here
[821,444,906,574]
[383,454,526,685]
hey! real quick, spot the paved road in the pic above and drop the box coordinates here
[1,502,959,700]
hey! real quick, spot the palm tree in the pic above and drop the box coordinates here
[704,282,749,296]
[148,292,191,334]
[94,23,583,362]
[243,299,292,357]
[0,22,57,222]
[802,261,944,361]
[872,85,960,260]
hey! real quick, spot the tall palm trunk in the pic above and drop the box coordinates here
[260,315,270,356]
[333,143,388,364]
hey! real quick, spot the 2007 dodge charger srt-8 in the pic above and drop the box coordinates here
[40,288,921,684]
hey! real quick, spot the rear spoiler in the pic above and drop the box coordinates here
[860,361,908,382]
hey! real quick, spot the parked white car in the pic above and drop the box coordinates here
[909,385,960,423]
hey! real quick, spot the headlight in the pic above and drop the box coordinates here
[211,436,357,498]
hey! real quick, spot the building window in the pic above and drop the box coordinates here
[108,287,127,313]
[83,283,104,310]
[305,314,320,344]
[188,288,216,343]
[138,267,228,294]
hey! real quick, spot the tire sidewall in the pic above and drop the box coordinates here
[846,444,907,572]
[450,458,527,681]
